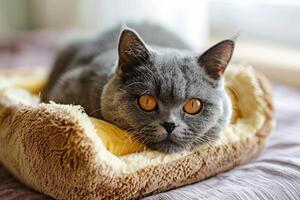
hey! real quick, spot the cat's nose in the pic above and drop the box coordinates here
[161,122,176,134]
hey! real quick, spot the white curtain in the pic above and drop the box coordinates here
[78,0,209,50]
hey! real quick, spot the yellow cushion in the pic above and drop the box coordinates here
[90,117,144,155]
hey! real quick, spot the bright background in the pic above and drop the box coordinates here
[1,0,300,46]
[0,0,300,87]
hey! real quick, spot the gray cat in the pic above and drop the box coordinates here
[42,23,234,153]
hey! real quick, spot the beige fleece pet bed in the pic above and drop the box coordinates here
[0,64,274,200]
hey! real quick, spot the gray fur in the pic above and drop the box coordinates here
[43,23,234,153]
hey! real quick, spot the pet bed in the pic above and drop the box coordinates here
[0,64,274,199]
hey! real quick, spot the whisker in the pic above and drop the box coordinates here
[88,108,102,116]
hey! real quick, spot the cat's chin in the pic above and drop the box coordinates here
[146,139,187,153]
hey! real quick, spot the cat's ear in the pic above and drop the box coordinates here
[118,28,150,72]
[198,40,234,79]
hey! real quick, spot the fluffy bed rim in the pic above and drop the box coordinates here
[0,66,274,200]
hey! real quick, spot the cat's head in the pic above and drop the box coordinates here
[101,28,234,153]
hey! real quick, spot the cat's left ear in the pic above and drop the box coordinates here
[118,28,150,72]
[198,40,234,79]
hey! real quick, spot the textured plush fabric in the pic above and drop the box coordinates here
[0,65,274,199]
[1,84,299,200]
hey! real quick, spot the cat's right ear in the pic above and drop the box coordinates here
[198,40,234,80]
[118,28,150,72]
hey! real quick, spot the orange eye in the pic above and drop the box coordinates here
[138,95,157,111]
[183,98,202,115]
